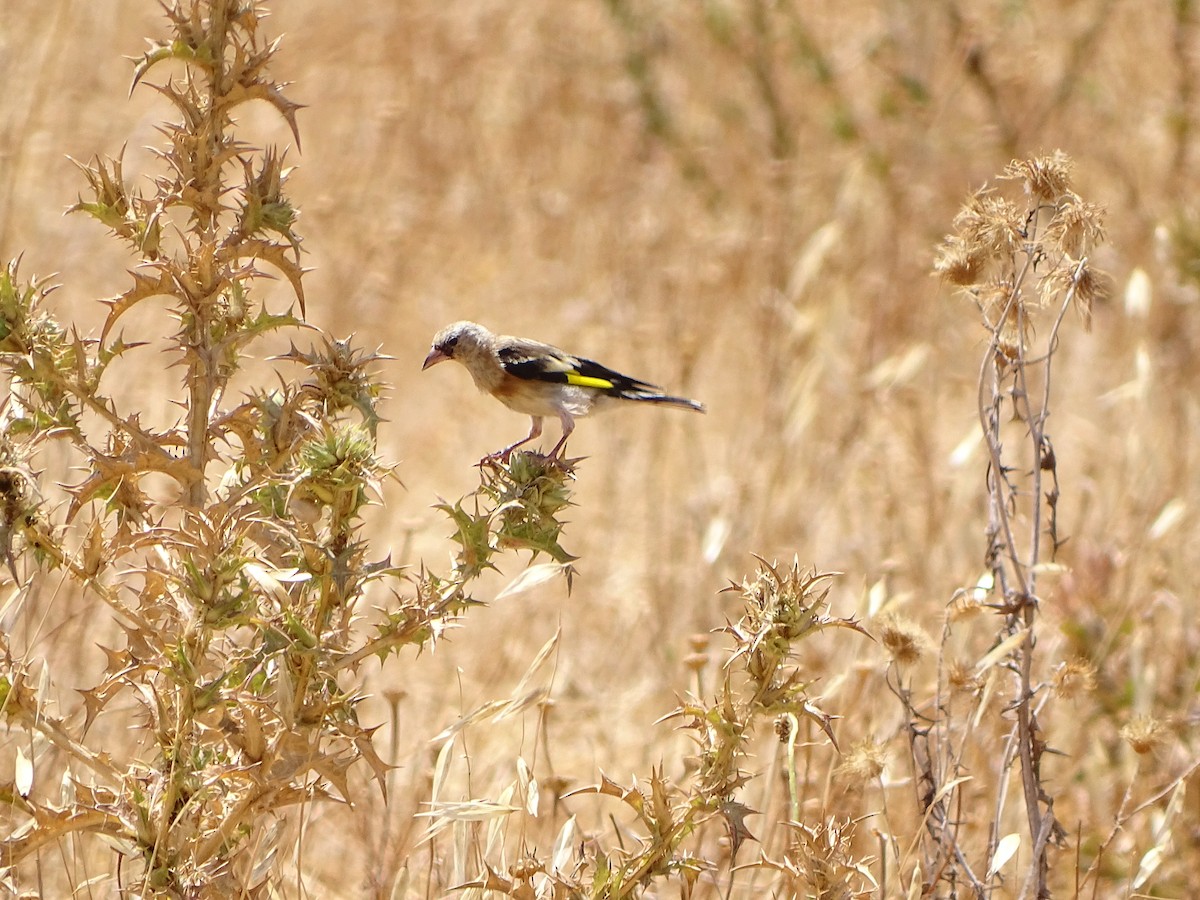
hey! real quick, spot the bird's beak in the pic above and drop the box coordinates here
[422,347,448,370]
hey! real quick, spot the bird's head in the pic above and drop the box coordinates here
[422,321,492,370]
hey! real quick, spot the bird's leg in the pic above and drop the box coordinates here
[548,412,576,458]
[492,416,543,462]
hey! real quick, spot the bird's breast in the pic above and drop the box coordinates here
[496,381,596,418]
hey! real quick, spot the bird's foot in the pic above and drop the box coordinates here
[478,445,530,468]
[477,447,582,472]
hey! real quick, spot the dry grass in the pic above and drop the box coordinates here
[1,0,1199,897]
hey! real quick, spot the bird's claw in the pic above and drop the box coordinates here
[476,446,583,471]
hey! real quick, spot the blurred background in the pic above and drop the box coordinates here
[2,0,1198,893]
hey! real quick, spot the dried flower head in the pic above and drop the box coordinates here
[834,738,887,786]
[1003,150,1074,203]
[933,234,985,287]
[1051,657,1098,700]
[1046,193,1106,258]
[1038,259,1110,330]
[947,592,986,622]
[946,658,982,695]
[955,190,1026,259]
[1071,263,1111,326]
[1121,715,1169,755]
[876,612,933,667]
[936,152,1110,340]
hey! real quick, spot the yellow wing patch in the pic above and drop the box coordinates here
[565,373,614,390]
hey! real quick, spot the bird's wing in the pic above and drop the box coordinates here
[497,339,660,394]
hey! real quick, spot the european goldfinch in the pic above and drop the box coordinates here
[422,321,705,459]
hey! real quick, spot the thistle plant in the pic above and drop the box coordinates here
[429,559,870,899]
[0,2,576,895]
[929,151,1109,897]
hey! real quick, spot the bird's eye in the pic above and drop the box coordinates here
[442,336,459,353]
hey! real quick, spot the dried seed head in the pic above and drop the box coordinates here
[1121,715,1169,755]
[1071,264,1111,328]
[876,613,933,667]
[1038,260,1110,330]
[953,190,1025,260]
[947,593,986,622]
[933,235,985,286]
[1051,657,1097,700]
[835,738,887,785]
[1003,150,1074,202]
[946,658,982,695]
[1047,193,1106,258]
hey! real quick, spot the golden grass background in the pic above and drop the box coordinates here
[2,1,1199,895]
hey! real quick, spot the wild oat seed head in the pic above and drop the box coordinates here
[1121,715,1169,755]
[1051,657,1097,700]
[1003,150,1074,202]
[876,612,933,667]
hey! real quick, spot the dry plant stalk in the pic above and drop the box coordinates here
[930,151,1109,898]
[0,2,576,896]
[437,560,872,899]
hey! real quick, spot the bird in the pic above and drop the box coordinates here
[422,321,705,460]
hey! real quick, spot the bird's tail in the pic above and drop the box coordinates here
[622,391,706,413]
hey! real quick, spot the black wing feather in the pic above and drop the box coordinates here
[498,346,660,394]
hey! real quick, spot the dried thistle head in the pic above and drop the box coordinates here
[947,591,986,622]
[932,234,985,287]
[875,612,933,668]
[730,560,831,655]
[773,818,871,897]
[834,738,887,786]
[1051,657,1098,700]
[946,658,983,696]
[1046,192,1106,258]
[1121,715,1169,755]
[936,151,1109,344]
[950,189,1026,267]
[1071,262,1111,326]
[722,562,861,691]
[1003,150,1074,203]
[1038,259,1111,330]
